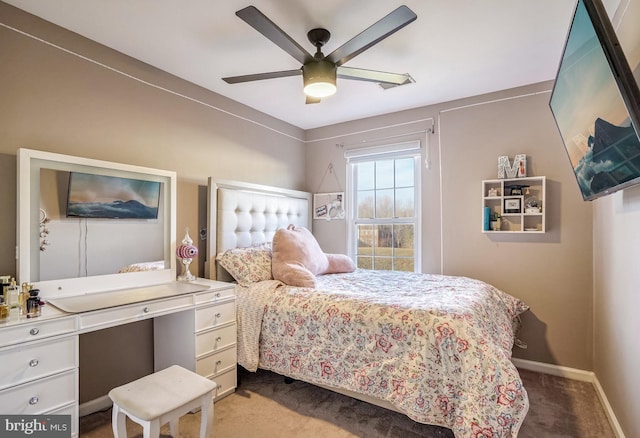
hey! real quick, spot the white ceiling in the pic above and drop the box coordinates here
[3,1,601,130]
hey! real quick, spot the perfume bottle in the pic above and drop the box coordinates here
[0,275,10,303]
[26,289,44,318]
[0,295,8,321]
[0,276,10,321]
[19,282,31,317]
[6,278,19,308]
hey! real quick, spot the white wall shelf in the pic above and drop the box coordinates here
[482,176,546,233]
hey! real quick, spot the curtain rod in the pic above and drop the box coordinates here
[305,117,435,146]
[336,129,430,150]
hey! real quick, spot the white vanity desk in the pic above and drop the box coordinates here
[0,278,237,438]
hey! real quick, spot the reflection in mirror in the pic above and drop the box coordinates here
[18,149,176,299]
[39,169,165,281]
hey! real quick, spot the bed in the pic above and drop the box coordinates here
[205,179,529,437]
[117,260,165,273]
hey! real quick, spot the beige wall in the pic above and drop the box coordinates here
[306,83,594,371]
[0,2,308,278]
[0,3,306,403]
[593,1,640,436]
[438,90,594,369]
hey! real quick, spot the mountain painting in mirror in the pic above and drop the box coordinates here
[66,172,161,219]
[549,0,640,201]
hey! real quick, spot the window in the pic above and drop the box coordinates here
[346,142,421,272]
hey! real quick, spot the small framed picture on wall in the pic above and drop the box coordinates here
[313,192,345,220]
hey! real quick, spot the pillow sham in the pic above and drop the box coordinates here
[216,246,273,286]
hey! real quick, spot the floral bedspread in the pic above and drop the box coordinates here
[236,269,529,437]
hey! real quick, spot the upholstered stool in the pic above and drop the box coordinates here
[108,365,217,438]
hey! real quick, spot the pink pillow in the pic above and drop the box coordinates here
[272,225,355,287]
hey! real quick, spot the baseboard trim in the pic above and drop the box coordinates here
[592,374,626,438]
[79,395,112,417]
[512,357,594,382]
[512,358,625,438]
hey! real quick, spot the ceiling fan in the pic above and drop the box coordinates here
[222,5,417,104]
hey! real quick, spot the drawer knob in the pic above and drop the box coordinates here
[216,360,222,366]
[216,336,222,342]
[29,396,39,405]
[215,313,221,319]
[143,307,150,313]
[215,292,221,298]
[29,328,40,336]
[29,359,39,367]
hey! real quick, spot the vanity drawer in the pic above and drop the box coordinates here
[195,322,236,356]
[0,336,77,390]
[196,346,237,377]
[47,403,78,437]
[195,301,235,331]
[195,286,235,304]
[0,369,77,414]
[79,295,193,331]
[0,317,77,347]
[213,367,237,401]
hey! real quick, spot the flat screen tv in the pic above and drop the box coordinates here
[549,0,640,201]
[66,172,161,219]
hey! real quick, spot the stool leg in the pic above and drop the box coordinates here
[111,404,127,438]
[143,418,160,438]
[169,418,180,438]
[199,392,214,438]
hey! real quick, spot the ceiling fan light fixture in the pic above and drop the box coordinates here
[303,60,337,98]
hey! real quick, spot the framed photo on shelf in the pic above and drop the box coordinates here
[504,198,521,214]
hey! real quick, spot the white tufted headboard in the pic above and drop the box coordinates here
[205,179,311,281]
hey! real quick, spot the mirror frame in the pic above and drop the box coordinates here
[17,148,177,299]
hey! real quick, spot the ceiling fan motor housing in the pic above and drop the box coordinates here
[303,60,337,98]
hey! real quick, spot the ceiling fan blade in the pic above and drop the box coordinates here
[305,96,321,104]
[326,5,417,67]
[337,66,414,86]
[223,69,302,84]
[236,6,314,65]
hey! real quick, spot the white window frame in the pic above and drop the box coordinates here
[345,141,422,271]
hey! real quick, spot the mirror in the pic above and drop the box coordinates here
[18,149,177,299]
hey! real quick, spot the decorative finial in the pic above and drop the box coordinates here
[176,228,198,281]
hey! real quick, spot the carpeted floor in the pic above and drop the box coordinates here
[79,367,615,437]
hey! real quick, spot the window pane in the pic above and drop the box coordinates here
[394,258,414,272]
[375,189,394,218]
[375,225,393,255]
[375,160,394,189]
[395,158,414,188]
[350,149,419,273]
[395,187,414,218]
[357,225,374,256]
[374,257,393,270]
[393,224,414,257]
[358,256,373,269]
[357,190,374,219]
[356,162,375,190]
[393,224,414,272]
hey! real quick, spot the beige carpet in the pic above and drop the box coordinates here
[80,368,615,437]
